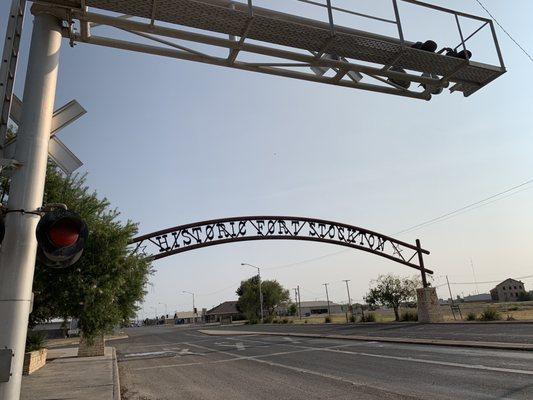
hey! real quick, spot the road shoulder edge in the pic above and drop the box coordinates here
[111,347,121,400]
[198,329,533,351]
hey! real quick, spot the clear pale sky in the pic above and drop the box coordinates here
[2,0,532,318]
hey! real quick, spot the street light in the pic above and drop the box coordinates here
[241,263,263,323]
[158,302,168,318]
[182,291,196,323]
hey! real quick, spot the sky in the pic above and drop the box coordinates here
[2,0,532,318]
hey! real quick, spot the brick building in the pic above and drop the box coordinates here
[490,278,526,302]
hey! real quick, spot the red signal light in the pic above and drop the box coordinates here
[36,209,88,268]
[48,219,80,247]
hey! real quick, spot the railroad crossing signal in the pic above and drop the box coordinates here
[4,94,85,175]
[35,208,88,268]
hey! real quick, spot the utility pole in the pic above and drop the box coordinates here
[470,258,479,295]
[0,11,61,399]
[323,283,331,316]
[292,288,299,318]
[182,291,196,323]
[343,279,352,323]
[446,275,458,320]
[446,275,454,304]
[158,302,168,318]
[241,263,263,323]
[297,285,302,320]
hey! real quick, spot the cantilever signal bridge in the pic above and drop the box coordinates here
[33,0,505,100]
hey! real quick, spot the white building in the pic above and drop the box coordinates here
[299,301,344,316]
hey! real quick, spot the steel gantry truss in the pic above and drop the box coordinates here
[131,215,433,287]
[30,0,505,101]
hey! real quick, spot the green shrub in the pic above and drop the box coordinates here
[247,318,259,325]
[349,315,356,323]
[281,318,289,324]
[400,311,418,322]
[518,292,532,302]
[272,319,279,324]
[361,313,376,323]
[506,314,516,321]
[479,308,502,321]
[325,316,332,323]
[508,306,519,311]
[304,320,308,324]
[466,312,477,321]
[25,332,46,352]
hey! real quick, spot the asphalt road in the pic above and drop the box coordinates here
[209,322,533,343]
[115,325,533,400]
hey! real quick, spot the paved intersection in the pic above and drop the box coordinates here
[115,325,533,399]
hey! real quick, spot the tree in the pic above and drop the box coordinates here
[364,274,419,321]
[236,277,290,322]
[288,303,298,316]
[27,165,152,341]
[518,292,532,302]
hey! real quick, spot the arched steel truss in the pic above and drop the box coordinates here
[131,216,433,286]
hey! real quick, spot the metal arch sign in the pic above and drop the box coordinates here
[131,216,433,283]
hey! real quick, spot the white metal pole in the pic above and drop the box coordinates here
[0,11,61,400]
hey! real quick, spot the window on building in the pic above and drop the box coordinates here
[503,286,506,290]
[514,286,517,290]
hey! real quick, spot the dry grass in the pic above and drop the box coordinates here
[286,301,533,324]
[439,301,533,321]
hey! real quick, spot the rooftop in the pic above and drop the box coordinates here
[206,301,240,315]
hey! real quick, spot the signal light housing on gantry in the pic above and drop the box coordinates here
[36,209,88,268]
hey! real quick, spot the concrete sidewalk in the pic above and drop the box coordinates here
[21,346,120,400]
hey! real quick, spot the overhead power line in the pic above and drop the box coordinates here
[396,178,533,235]
[446,274,533,286]
[265,178,533,270]
[473,0,533,63]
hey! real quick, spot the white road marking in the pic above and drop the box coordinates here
[162,347,199,356]
[123,351,169,358]
[283,336,300,343]
[129,336,533,377]
[324,348,533,376]
[215,341,246,351]
[133,347,318,371]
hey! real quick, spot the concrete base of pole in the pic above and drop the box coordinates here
[416,287,444,323]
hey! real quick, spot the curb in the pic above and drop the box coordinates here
[111,347,121,400]
[198,330,533,351]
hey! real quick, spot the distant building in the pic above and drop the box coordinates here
[490,279,526,302]
[174,311,199,324]
[462,293,491,303]
[299,301,344,316]
[205,301,243,323]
